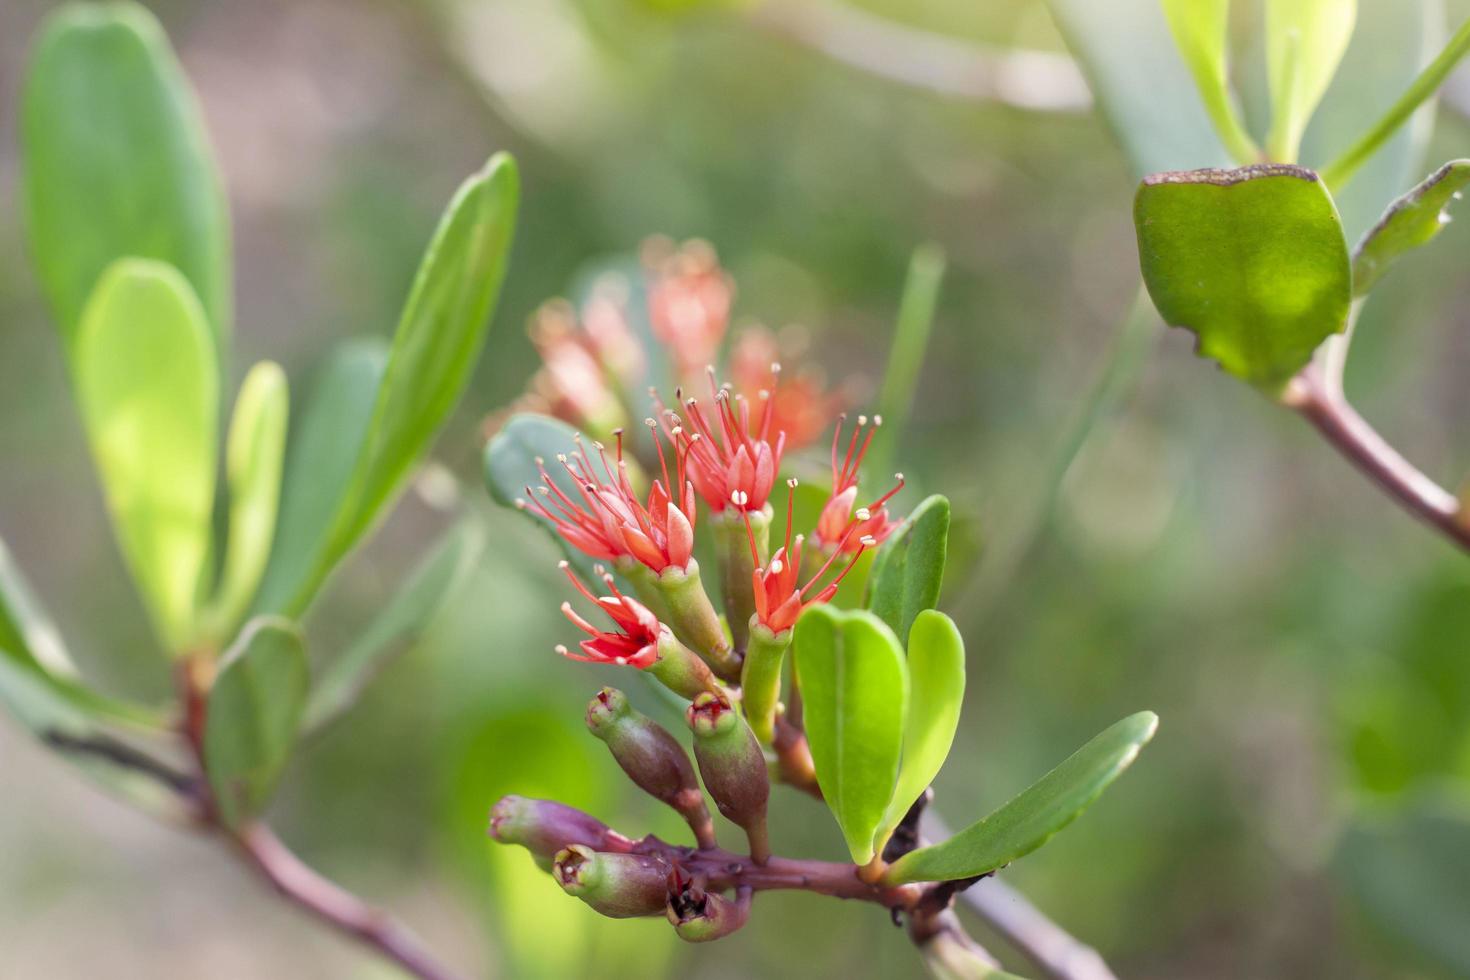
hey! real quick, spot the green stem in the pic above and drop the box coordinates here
[739,621,792,743]
[1321,15,1470,189]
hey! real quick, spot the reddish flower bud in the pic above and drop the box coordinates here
[553,845,672,918]
[812,414,905,553]
[687,692,770,863]
[665,869,752,943]
[488,796,627,865]
[586,688,716,849]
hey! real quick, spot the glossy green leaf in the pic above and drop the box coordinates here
[75,259,218,652]
[304,520,485,732]
[1265,0,1357,162]
[1134,164,1351,389]
[1161,0,1261,164]
[1046,0,1232,177]
[793,605,908,865]
[0,656,188,821]
[867,494,950,645]
[209,361,288,639]
[21,1,230,354]
[204,617,309,826]
[1336,795,1470,975]
[883,711,1158,885]
[876,610,966,852]
[253,340,387,615]
[281,154,519,616]
[1352,160,1470,296]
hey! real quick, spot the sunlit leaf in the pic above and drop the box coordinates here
[74,259,218,653]
[253,340,387,615]
[883,711,1158,885]
[1161,0,1260,164]
[204,616,309,826]
[1134,164,1351,389]
[0,535,76,679]
[1352,160,1470,296]
[1045,0,1232,176]
[1265,0,1357,162]
[867,494,949,645]
[280,154,519,616]
[794,605,907,865]
[21,1,230,355]
[305,520,485,732]
[876,610,966,852]
[210,361,288,639]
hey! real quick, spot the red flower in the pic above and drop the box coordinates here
[661,371,786,515]
[646,238,733,380]
[812,414,905,554]
[748,481,874,633]
[517,430,696,573]
[556,562,662,669]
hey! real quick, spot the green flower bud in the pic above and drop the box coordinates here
[710,505,770,653]
[687,692,770,863]
[586,688,716,848]
[647,629,719,701]
[553,845,671,918]
[652,560,741,682]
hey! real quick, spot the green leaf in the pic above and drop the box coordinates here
[75,259,218,653]
[793,605,908,865]
[1301,0,1440,243]
[0,535,76,679]
[1161,0,1261,164]
[209,361,288,639]
[21,1,230,355]
[1351,160,1470,296]
[280,153,519,616]
[203,616,309,826]
[253,340,387,615]
[869,245,945,478]
[304,520,485,733]
[1335,794,1470,975]
[0,656,188,821]
[483,412,603,573]
[883,711,1158,885]
[866,494,950,645]
[1045,0,1232,177]
[876,610,966,852]
[1265,0,1357,162]
[1134,164,1351,389]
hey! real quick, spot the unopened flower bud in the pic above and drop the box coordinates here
[653,560,741,682]
[687,692,770,863]
[647,629,719,701]
[665,870,752,943]
[553,845,671,918]
[586,688,716,848]
[488,796,627,868]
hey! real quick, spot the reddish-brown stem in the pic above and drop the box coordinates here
[1284,367,1470,552]
[235,823,462,980]
[629,839,920,907]
[174,653,461,980]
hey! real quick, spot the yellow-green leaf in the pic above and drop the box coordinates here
[209,362,289,640]
[875,610,966,853]
[74,259,218,653]
[1266,0,1357,162]
[1352,160,1470,296]
[1161,0,1260,164]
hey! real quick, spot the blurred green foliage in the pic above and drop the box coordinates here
[3,0,1470,977]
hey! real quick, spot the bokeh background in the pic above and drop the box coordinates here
[3,0,1470,977]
